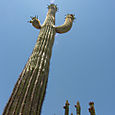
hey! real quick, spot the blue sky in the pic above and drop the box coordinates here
[0,0,115,114]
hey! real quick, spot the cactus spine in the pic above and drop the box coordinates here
[3,4,74,115]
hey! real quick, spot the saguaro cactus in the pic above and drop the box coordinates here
[3,4,74,115]
[63,101,96,115]
[63,100,70,115]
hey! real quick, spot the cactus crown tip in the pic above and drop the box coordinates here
[65,100,70,105]
[66,14,75,20]
[48,4,58,11]
[89,102,94,106]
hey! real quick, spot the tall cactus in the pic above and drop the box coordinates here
[3,4,74,115]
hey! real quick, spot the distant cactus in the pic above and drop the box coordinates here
[3,4,74,115]
[63,101,96,115]
[89,102,96,115]
[63,100,70,115]
[75,101,81,115]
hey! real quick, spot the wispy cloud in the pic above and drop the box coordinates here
[50,0,55,4]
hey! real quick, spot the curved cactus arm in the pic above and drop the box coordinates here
[29,16,41,29]
[55,14,75,34]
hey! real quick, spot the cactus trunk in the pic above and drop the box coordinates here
[3,4,74,115]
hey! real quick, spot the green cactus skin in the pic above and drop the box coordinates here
[3,4,74,115]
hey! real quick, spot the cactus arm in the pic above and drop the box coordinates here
[29,16,41,29]
[55,14,75,34]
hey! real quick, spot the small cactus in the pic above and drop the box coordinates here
[75,101,81,115]
[63,100,70,115]
[62,101,96,115]
[89,102,96,115]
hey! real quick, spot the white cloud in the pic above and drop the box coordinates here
[50,0,55,4]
